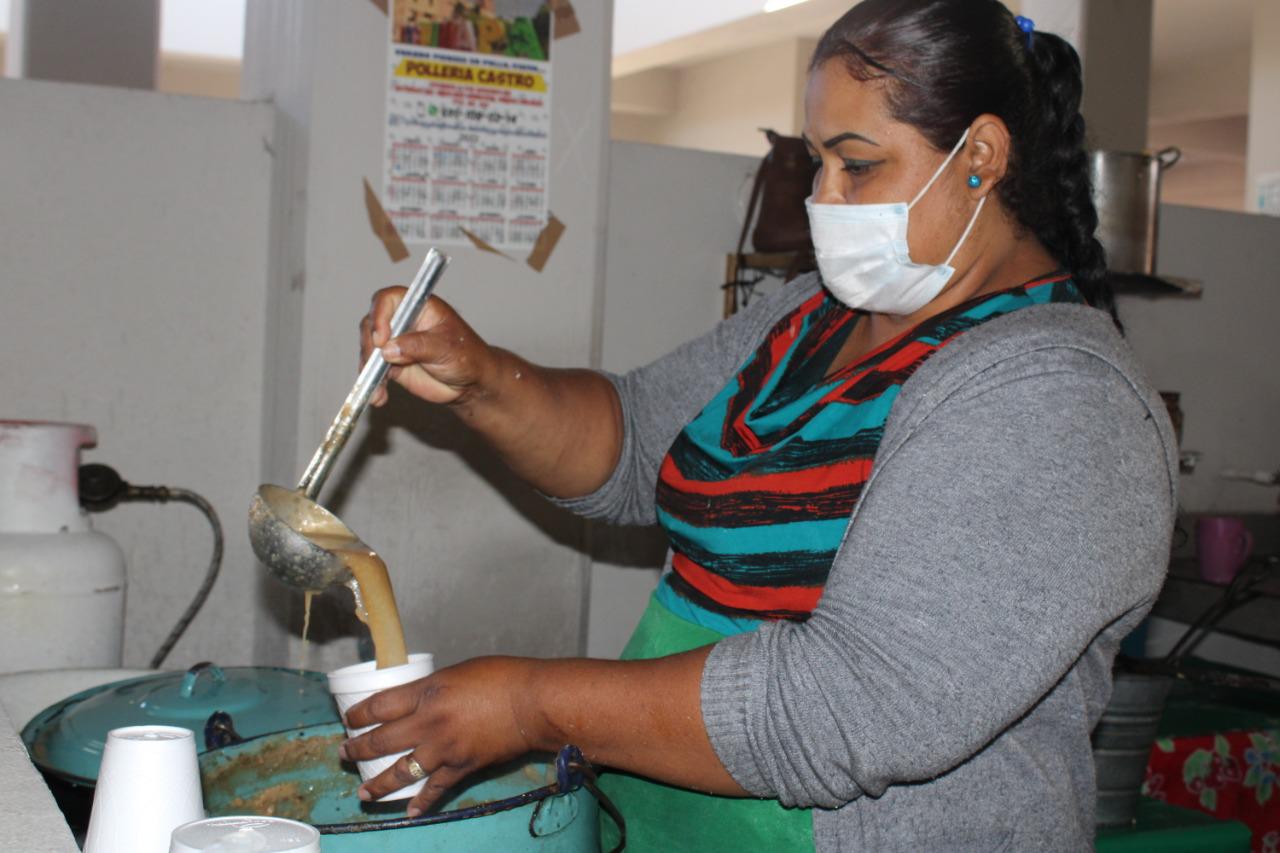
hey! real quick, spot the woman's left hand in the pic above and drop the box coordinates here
[340,647,745,816]
[339,656,538,816]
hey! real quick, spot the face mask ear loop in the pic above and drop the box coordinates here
[943,195,987,267]
[908,128,971,210]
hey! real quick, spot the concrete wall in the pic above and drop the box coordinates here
[611,38,815,158]
[1149,116,1248,213]
[1118,203,1280,514]
[0,78,276,668]
[0,0,615,673]
[5,0,158,89]
[1245,0,1280,211]
[157,52,240,99]
[588,140,758,658]
[242,0,615,671]
[2,31,240,99]
[1147,47,1250,214]
[1079,0,1154,152]
[611,6,1254,213]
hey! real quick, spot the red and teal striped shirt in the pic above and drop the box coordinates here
[656,273,1083,622]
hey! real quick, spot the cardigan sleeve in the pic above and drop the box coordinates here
[551,276,821,526]
[699,344,1175,808]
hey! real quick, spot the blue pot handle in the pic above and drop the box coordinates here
[179,661,226,699]
[319,744,626,850]
[539,745,625,852]
[203,710,244,751]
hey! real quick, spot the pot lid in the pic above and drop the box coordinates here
[21,662,340,785]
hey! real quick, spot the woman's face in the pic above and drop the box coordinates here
[803,60,976,267]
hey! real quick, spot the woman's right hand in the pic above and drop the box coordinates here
[359,288,495,407]
[359,285,622,499]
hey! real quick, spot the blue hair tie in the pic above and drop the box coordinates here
[1015,15,1035,49]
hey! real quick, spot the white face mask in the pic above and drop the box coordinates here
[806,128,987,315]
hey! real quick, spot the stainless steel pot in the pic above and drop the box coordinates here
[1090,147,1180,276]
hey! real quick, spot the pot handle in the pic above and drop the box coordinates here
[179,661,226,698]
[1157,147,1181,170]
[532,745,625,852]
[203,710,244,750]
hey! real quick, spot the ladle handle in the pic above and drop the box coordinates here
[297,248,449,500]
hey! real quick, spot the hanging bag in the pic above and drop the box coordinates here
[741,129,818,255]
[726,130,818,314]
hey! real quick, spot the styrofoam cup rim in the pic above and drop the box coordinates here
[169,815,320,852]
[327,652,433,695]
[109,724,196,742]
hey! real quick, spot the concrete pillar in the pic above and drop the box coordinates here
[1020,0,1153,152]
[241,0,614,668]
[5,0,159,89]
[1245,0,1280,213]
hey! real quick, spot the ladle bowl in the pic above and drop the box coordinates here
[249,249,447,590]
[248,485,362,590]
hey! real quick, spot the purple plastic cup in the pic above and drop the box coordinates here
[1196,516,1254,585]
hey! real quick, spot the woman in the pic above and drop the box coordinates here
[341,1,1177,849]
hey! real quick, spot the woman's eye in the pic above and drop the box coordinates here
[842,159,877,175]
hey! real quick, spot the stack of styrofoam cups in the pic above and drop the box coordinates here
[327,652,434,801]
[169,816,320,853]
[83,725,205,853]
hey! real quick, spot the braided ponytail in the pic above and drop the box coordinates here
[811,0,1119,326]
[1007,31,1117,323]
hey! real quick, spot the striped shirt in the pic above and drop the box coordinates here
[656,273,1083,621]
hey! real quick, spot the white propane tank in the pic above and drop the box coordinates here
[0,421,127,673]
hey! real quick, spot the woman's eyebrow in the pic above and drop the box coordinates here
[822,131,880,148]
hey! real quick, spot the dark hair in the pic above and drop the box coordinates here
[811,0,1117,323]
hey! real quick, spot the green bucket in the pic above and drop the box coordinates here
[199,723,613,852]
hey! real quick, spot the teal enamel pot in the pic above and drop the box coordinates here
[198,723,620,852]
[21,662,340,833]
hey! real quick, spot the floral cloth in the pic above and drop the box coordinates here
[1144,729,1280,851]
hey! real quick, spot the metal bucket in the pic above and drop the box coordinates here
[199,723,603,852]
[1090,147,1180,277]
[1092,671,1173,828]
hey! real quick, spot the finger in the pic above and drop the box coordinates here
[382,324,458,368]
[345,677,430,729]
[404,764,472,818]
[356,748,451,808]
[340,714,428,762]
[370,364,403,408]
[369,286,407,348]
[358,313,375,366]
[356,749,433,802]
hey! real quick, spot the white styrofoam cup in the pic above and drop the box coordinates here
[169,816,320,852]
[83,725,205,853]
[327,652,434,801]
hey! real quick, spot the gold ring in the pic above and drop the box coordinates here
[404,755,428,780]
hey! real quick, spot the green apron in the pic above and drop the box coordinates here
[598,591,813,852]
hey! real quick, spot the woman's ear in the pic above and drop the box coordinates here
[966,114,1012,194]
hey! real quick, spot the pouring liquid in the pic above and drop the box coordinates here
[298,589,316,673]
[302,531,409,670]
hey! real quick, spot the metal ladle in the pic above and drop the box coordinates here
[248,249,449,590]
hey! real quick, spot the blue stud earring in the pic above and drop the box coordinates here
[968,175,982,188]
